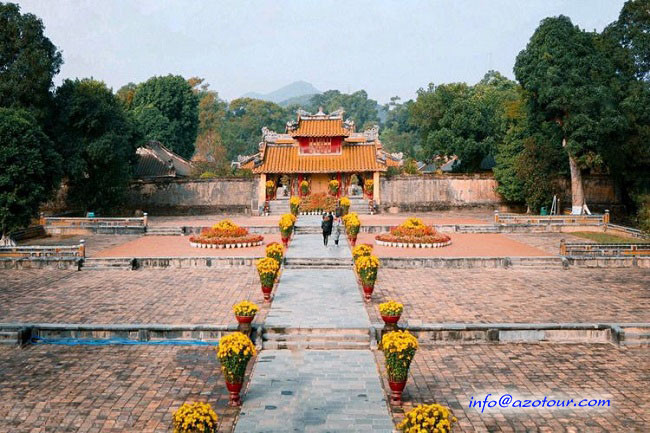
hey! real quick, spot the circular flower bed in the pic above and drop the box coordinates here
[375,217,451,248]
[189,220,263,249]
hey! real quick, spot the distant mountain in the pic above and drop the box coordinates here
[242,80,321,104]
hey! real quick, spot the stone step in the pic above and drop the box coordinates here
[0,331,19,344]
[262,340,370,350]
[265,327,370,337]
[145,227,184,236]
[621,327,650,346]
[284,258,353,268]
[262,328,371,350]
[82,258,134,270]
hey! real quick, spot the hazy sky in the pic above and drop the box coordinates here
[16,0,626,103]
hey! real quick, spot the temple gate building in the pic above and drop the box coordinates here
[238,108,402,212]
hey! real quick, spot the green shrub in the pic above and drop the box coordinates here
[199,171,217,179]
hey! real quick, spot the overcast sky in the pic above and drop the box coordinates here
[16,0,626,103]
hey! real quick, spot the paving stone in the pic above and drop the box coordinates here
[369,268,650,324]
[235,350,394,433]
[265,268,369,329]
[379,344,650,433]
[0,268,264,325]
[285,234,352,259]
[0,345,238,433]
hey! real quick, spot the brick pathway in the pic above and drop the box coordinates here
[284,234,351,259]
[368,268,650,324]
[0,269,265,325]
[357,233,550,257]
[504,232,590,255]
[94,234,281,258]
[19,234,138,257]
[0,345,239,433]
[379,344,650,432]
[235,350,394,433]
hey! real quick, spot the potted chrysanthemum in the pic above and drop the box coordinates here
[300,180,309,196]
[381,330,418,405]
[289,196,301,216]
[216,332,256,406]
[172,402,218,433]
[278,213,296,246]
[265,180,275,200]
[398,404,457,432]
[265,242,284,265]
[233,300,259,324]
[355,254,380,301]
[364,179,374,198]
[256,257,279,302]
[328,179,340,196]
[352,244,373,261]
[339,196,350,215]
[379,300,403,325]
[343,212,361,246]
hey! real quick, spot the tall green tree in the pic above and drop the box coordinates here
[52,79,139,213]
[380,97,421,159]
[190,78,230,174]
[306,90,380,129]
[130,75,199,159]
[514,16,625,213]
[410,71,519,172]
[0,108,61,237]
[0,2,62,120]
[220,98,289,160]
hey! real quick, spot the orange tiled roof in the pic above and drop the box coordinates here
[250,144,386,173]
[290,119,349,137]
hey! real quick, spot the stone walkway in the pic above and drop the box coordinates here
[235,350,394,433]
[266,269,368,329]
[235,224,394,432]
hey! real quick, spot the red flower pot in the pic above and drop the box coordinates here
[362,283,374,301]
[381,314,401,325]
[261,285,273,302]
[225,381,243,406]
[349,236,357,246]
[235,315,254,324]
[281,236,289,247]
[388,379,407,405]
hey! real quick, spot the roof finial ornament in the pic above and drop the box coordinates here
[316,106,325,116]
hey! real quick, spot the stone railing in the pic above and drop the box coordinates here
[560,241,650,257]
[41,214,147,227]
[494,210,609,225]
[0,241,85,258]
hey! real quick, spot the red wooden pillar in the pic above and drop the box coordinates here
[298,174,303,197]
[337,172,342,198]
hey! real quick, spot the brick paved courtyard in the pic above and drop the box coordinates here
[380,344,650,433]
[0,345,240,433]
[0,269,265,325]
[369,268,650,324]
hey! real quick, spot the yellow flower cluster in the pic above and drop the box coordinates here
[343,212,360,227]
[352,244,373,260]
[217,332,256,360]
[401,217,425,230]
[397,403,458,433]
[339,196,350,206]
[300,180,309,188]
[266,242,284,258]
[256,257,280,275]
[365,179,374,188]
[329,179,339,188]
[381,330,418,354]
[379,300,404,316]
[233,300,259,317]
[212,220,239,231]
[278,213,297,231]
[172,402,218,433]
[265,180,275,188]
[355,254,380,272]
[290,196,301,206]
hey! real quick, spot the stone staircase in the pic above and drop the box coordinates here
[0,330,20,345]
[348,197,372,214]
[262,328,371,350]
[268,199,290,215]
[283,257,353,268]
[82,257,134,270]
[145,226,184,236]
[620,326,650,346]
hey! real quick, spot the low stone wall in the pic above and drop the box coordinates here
[380,174,621,211]
[126,178,257,215]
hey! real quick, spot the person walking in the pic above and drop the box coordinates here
[321,212,333,246]
[333,215,343,246]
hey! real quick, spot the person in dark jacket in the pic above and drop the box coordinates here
[321,212,333,246]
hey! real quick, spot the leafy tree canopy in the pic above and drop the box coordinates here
[304,89,380,129]
[0,2,62,120]
[52,79,139,213]
[0,108,61,235]
[130,74,199,159]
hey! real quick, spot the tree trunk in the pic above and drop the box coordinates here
[563,138,585,214]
